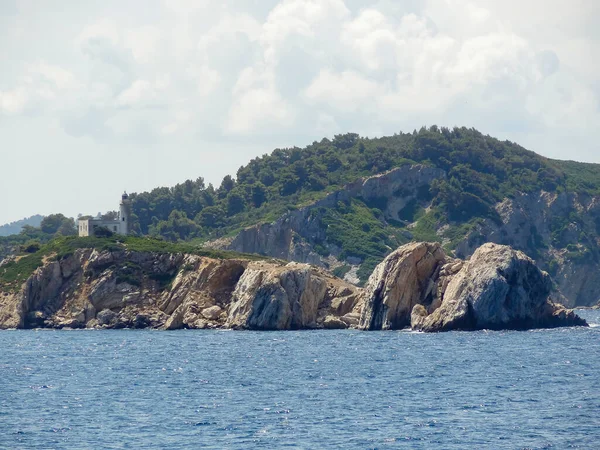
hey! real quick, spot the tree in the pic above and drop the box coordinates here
[101,211,119,221]
[195,206,225,228]
[41,214,75,236]
[218,175,236,199]
[279,171,300,196]
[41,214,67,234]
[251,183,267,208]
[226,190,246,216]
[94,226,114,238]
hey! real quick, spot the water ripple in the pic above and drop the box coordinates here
[0,310,599,448]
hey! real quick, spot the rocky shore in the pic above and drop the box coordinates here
[0,242,587,331]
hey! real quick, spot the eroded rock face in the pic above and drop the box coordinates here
[359,242,447,330]
[226,262,353,330]
[0,249,360,331]
[411,243,587,332]
[0,242,585,332]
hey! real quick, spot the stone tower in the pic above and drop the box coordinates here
[119,192,132,235]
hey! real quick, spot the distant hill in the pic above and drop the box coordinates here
[0,215,44,237]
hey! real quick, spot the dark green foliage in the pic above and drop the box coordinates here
[397,199,420,222]
[321,199,390,261]
[119,127,600,246]
[332,265,351,279]
[41,214,76,236]
[150,210,200,242]
[149,271,177,290]
[115,262,142,287]
[356,257,381,285]
[410,212,441,243]
[0,252,44,292]
[94,226,114,238]
[22,240,41,253]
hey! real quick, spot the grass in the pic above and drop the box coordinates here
[321,199,391,261]
[410,211,441,243]
[0,253,45,292]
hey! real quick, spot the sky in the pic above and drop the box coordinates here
[0,0,599,225]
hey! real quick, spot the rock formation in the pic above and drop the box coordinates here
[411,243,587,331]
[0,242,586,332]
[227,262,357,330]
[0,248,360,330]
[359,242,587,332]
[358,242,447,330]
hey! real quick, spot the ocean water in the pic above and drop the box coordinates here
[1,310,599,449]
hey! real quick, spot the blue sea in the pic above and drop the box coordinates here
[1,310,599,449]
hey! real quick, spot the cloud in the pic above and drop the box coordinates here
[0,87,28,114]
[116,77,170,108]
[304,70,381,112]
[0,0,598,157]
[226,87,293,134]
[0,62,78,115]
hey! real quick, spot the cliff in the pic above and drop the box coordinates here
[0,248,360,330]
[0,240,585,332]
[358,242,586,332]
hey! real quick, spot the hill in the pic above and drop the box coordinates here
[121,127,600,306]
[0,215,44,237]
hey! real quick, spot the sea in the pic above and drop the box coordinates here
[1,310,599,449]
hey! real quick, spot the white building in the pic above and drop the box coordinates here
[78,193,132,237]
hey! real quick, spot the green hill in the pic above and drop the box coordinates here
[127,126,600,242]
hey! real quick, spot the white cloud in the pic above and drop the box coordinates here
[304,70,381,111]
[116,77,170,108]
[226,88,292,133]
[0,87,28,114]
[124,26,162,64]
[78,19,120,46]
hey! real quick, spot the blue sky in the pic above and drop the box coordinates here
[0,0,598,224]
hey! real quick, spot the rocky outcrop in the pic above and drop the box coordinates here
[226,262,357,330]
[0,248,360,330]
[411,243,587,331]
[0,242,586,332]
[358,242,448,330]
[358,242,586,332]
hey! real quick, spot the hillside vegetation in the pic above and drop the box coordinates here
[124,126,600,241]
